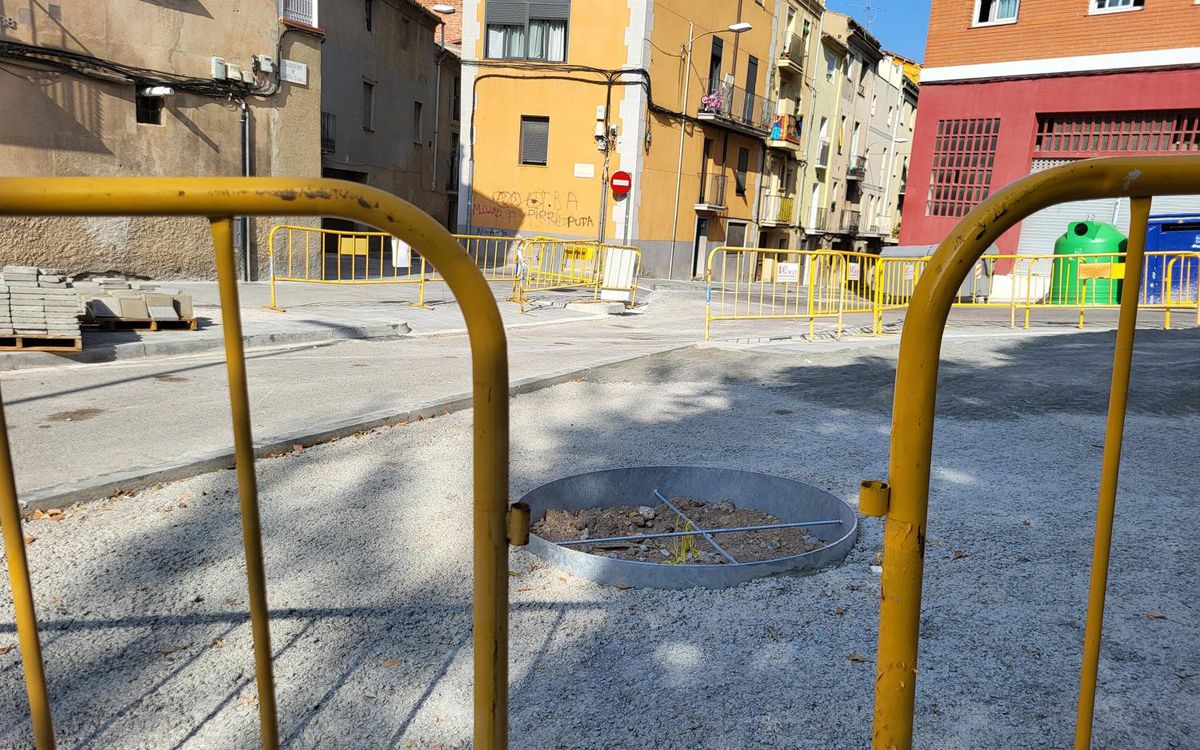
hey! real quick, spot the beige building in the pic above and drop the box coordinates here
[321,0,462,232]
[0,1,324,279]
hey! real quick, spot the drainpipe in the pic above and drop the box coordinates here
[239,98,251,281]
[431,21,446,192]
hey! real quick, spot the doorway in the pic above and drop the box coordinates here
[692,217,710,279]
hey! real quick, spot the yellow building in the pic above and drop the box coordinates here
[460,0,781,278]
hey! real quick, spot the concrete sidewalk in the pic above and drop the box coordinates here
[1,288,732,506]
[0,279,604,370]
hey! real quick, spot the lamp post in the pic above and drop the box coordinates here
[430,4,456,193]
[667,21,752,279]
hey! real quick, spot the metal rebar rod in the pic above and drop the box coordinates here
[557,519,842,548]
[653,488,739,564]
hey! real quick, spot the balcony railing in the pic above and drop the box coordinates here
[847,155,867,181]
[280,0,317,27]
[778,33,806,74]
[760,191,796,226]
[696,173,728,211]
[698,80,773,135]
[768,113,803,148]
[320,111,335,154]
[840,209,861,234]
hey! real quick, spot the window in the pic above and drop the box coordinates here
[851,122,861,156]
[413,101,423,144]
[871,94,877,116]
[519,115,549,165]
[452,76,461,122]
[735,147,750,196]
[1091,0,1143,11]
[838,115,846,153]
[974,0,1019,25]
[362,81,375,132]
[135,93,163,125]
[1034,111,1200,155]
[824,48,837,82]
[887,106,894,127]
[279,0,317,28]
[401,18,412,49]
[708,37,724,90]
[927,117,1000,218]
[485,1,570,62]
[744,56,759,123]
[365,0,373,31]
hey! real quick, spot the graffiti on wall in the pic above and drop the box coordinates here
[472,189,595,230]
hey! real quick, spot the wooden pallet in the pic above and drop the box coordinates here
[0,335,83,352]
[82,317,198,332]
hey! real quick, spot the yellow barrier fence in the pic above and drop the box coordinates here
[1,178,528,750]
[511,238,642,310]
[267,224,430,310]
[704,247,879,341]
[859,155,1200,750]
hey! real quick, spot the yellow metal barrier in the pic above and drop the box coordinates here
[442,234,524,283]
[703,247,811,341]
[267,224,430,311]
[861,155,1200,750]
[703,247,878,341]
[511,238,642,310]
[0,177,526,750]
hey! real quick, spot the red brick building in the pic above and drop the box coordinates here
[901,0,1200,259]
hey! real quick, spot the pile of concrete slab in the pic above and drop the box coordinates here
[0,266,82,338]
[78,279,194,324]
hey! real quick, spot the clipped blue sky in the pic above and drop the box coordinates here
[824,0,931,62]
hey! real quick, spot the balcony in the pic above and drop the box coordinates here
[320,111,335,154]
[760,191,796,228]
[695,174,727,212]
[280,0,317,27]
[815,139,831,169]
[698,81,773,137]
[847,155,867,181]
[767,113,803,152]
[777,33,806,75]
[839,209,861,235]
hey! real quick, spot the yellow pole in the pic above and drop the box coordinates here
[1073,197,1150,750]
[0,390,55,748]
[210,217,280,750]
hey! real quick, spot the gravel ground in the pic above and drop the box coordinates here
[1,327,1198,749]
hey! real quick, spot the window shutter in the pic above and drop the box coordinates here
[521,117,549,164]
[528,0,570,20]
[487,0,527,24]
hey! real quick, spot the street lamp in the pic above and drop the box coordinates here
[430,3,456,192]
[668,21,753,279]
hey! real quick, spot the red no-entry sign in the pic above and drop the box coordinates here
[610,171,632,196]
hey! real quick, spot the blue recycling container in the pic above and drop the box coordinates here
[1142,214,1200,304]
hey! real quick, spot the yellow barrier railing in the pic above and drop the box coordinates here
[858,155,1200,750]
[0,178,529,750]
[267,224,431,310]
[703,247,878,340]
[511,238,642,311]
[440,234,524,283]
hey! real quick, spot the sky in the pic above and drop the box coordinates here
[824,0,931,63]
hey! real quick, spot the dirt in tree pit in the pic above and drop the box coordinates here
[533,497,823,564]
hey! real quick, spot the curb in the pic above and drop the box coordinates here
[0,322,412,372]
[19,343,694,514]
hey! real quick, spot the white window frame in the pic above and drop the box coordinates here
[1089,0,1144,14]
[279,0,318,28]
[971,0,1020,27]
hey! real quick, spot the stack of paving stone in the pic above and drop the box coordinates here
[79,278,194,325]
[0,266,82,339]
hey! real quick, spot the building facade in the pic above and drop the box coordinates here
[902,0,1200,270]
[321,0,461,231]
[0,0,324,279]
[460,0,778,278]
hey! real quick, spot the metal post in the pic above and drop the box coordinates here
[1073,197,1151,750]
[0,391,54,749]
[668,22,695,281]
[210,217,280,750]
